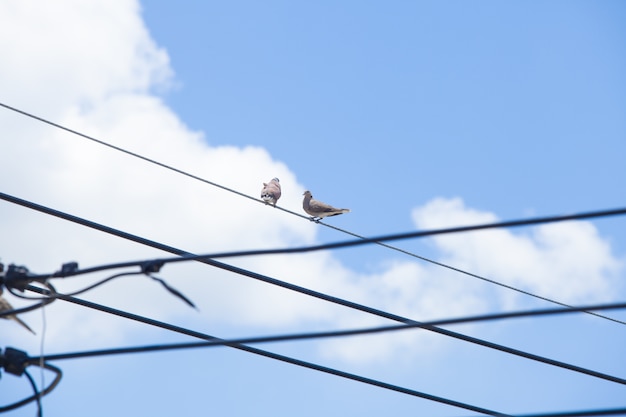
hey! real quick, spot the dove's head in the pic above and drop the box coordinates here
[303,191,312,198]
[272,178,280,182]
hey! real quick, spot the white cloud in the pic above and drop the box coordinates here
[0,0,171,113]
[0,0,622,367]
[412,197,623,306]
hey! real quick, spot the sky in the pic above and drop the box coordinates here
[1,1,625,416]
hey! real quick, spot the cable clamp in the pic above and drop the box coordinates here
[0,347,28,377]
[141,260,164,275]
[56,262,79,277]
[4,265,34,292]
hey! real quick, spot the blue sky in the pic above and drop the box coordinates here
[1,1,626,416]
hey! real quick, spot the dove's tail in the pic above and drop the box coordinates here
[11,315,36,334]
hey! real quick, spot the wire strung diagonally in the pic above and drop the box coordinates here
[3,189,626,325]
[27,300,626,363]
[3,192,626,385]
[22,285,512,417]
[22,286,626,415]
[2,102,624,326]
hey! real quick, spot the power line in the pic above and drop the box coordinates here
[3,192,625,385]
[3,190,625,326]
[22,285,512,417]
[2,102,623,324]
[27,300,626,363]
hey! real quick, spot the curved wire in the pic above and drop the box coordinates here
[24,369,42,417]
[59,271,143,297]
[0,361,62,413]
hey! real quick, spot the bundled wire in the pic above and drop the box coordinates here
[0,347,63,415]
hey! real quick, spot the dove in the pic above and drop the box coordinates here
[0,291,35,334]
[302,190,350,221]
[261,177,282,207]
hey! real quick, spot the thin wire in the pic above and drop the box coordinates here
[1,102,623,324]
[22,285,511,417]
[25,284,626,386]
[28,300,626,363]
[2,190,625,326]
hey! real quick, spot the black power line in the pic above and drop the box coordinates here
[23,285,512,417]
[0,347,62,414]
[2,190,625,327]
[3,191,626,386]
[1,108,624,415]
[27,300,626,363]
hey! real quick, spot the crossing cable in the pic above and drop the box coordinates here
[2,101,622,324]
[3,192,626,386]
[23,285,512,417]
[26,300,626,362]
[3,189,625,325]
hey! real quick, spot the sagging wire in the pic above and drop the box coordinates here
[0,347,62,414]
